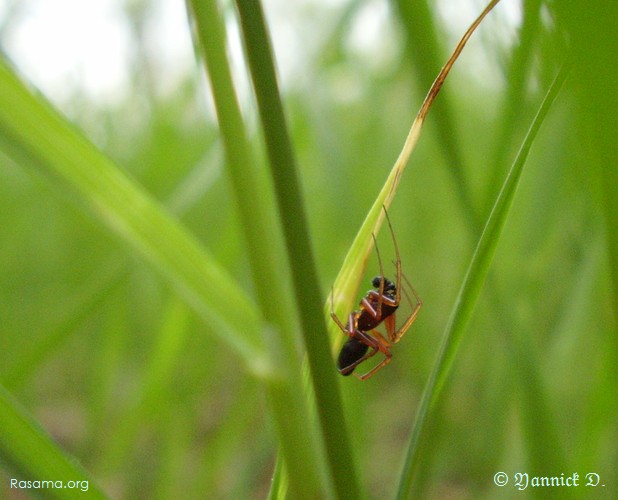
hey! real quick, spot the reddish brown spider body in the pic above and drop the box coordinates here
[331,208,422,380]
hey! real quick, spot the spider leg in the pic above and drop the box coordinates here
[330,286,352,334]
[356,358,392,380]
[383,205,402,304]
[348,330,392,380]
[402,271,422,305]
[383,313,397,342]
[359,290,398,322]
[372,232,386,319]
[355,336,393,380]
[338,330,380,374]
[392,273,422,343]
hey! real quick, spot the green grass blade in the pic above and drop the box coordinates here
[0,57,271,376]
[1,261,125,390]
[0,385,106,498]
[232,0,362,497]
[95,296,190,474]
[393,0,478,230]
[267,454,286,500]
[396,63,570,499]
[482,0,543,214]
[329,0,502,343]
[559,1,618,320]
[508,327,572,482]
[188,0,327,496]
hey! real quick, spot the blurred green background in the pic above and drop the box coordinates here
[0,0,616,498]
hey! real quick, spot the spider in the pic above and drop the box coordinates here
[330,208,422,380]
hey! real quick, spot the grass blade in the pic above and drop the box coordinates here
[329,0,502,342]
[0,57,271,376]
[187,1,326,496]
[393,0,478,230]
[232,0,362,497]
[396,62,570,498]
[559,1,618,319]
[0,385,106,498]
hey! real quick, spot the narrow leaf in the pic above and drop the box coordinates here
[0,57,271,376]
[396,63,570,498]
[233,0,362,497]
[0,385,106,499]
[329,0,502,342]
[188,0,327,496]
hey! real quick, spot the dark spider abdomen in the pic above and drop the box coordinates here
[337,337,370,375]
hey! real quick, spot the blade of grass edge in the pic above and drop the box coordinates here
[0,57,271,377]
[187,1,326,497]
[232,0,361,497]
[482,0,543,215]
[328,0,501,344]
[0,385,107,498]
[394,0,479,232]
[396,62,570,499]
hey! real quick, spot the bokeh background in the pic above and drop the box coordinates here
[1,0,616,498]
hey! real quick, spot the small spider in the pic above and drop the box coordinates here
[330,207,422,380]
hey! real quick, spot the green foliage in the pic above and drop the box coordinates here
[0,386,106,498]
[0,0,615,498]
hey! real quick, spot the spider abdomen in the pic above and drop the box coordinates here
[337,337,370,375]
